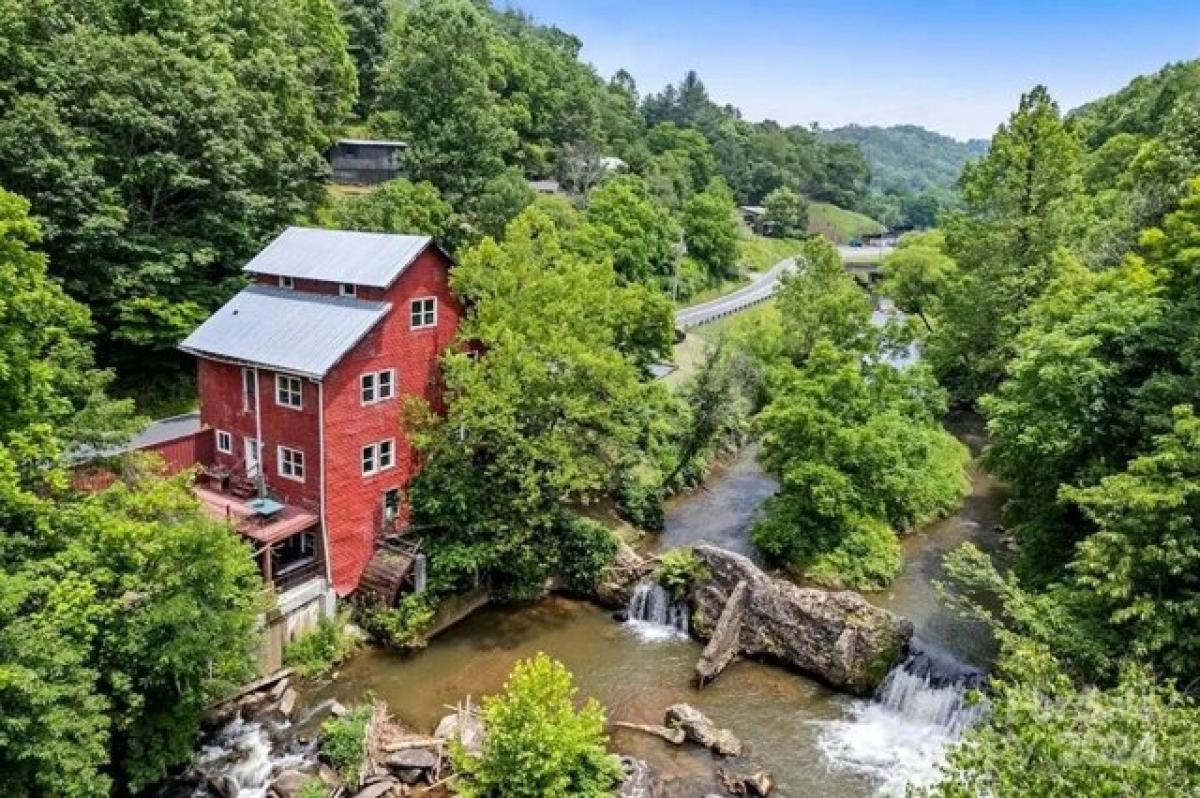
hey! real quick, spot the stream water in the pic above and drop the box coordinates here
[293,413,1004,797]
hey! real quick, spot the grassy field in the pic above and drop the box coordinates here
[808,202,885,244]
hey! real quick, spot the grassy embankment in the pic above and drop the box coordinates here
[807,201,884,244]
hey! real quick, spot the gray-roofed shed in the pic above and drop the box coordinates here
[243,227,431,288]
[179,285,391,378]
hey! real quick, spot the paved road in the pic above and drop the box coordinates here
[675,245,893,330]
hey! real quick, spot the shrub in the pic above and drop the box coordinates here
[353,594,435,650]
[283,613,358,680]
[803,516,902,591]
[297,779,328,798]
[654,548,709,599]
[557,515,620,592]
[320,704,372,786]
[454,653,623,798]
[617,466,666,530]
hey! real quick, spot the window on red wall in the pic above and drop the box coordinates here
[276,374,302,409]
[410,297,437,329]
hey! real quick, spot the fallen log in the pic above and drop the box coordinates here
[614,721,686,745]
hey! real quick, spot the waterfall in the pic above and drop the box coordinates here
[817,642,987,796]
[625,580,689,641]
[178,715,314,798]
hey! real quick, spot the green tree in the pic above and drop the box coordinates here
[929,86,1084,402]
[372,0,518,200]
[762,186,807,238]
[1062,407,1200,680]
[681,179,740,282]
[0,188,134,458]
[0,468,263,794]
[464,168,536,242]
[329,179,455,243]
[775,238,875,361]
[752,342,968,589]
[339,0,390,117]
[455,653,623,798]
[409,202,672,595]
[929,640,1200,798]
[879,230,956,331]
[574,174,680,285]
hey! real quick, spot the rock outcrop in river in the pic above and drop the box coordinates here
[690,545,913,695]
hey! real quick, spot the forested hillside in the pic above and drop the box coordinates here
[822,124,987,228]
[824,124,988,193]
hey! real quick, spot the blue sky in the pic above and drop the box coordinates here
[505,1,1200,140]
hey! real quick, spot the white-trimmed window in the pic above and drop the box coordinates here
[378,439,395,470]
[277,446,305,481]
[360,369,396,405]
[340,283,357,297]
[276,374,303,409]
[278,275,294,290]
[410,297,437,329]
[215,429,233,454]
[361,439,396,476]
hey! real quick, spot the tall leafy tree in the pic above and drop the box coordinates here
[328,178,455,243]
[339,0,389,117]
[762,186,807,238]
[681,179,740,282]
[929,86,1084,402]
[409,201,672,596]
[372,0,518,201]
[573,174,681,285]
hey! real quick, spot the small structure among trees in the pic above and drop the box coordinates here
[330,138,409,185]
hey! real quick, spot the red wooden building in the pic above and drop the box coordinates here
[180,227,461,598]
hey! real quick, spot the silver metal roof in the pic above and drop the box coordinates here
[243,227,431,288]
[180,285,392,378]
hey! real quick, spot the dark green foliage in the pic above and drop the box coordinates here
[928,86,1084,403]
[320,704,373,785]
[0,0,356,375]
[454,654,623,798]
[372,0,517,201]
[329,179,455,242]
[681,179,740,281]
[353,593,435,650]
[762,187,808,238]
[575,174,681,284]
[653,549,708,600]
[557,516,620,593]
[339,0,389,117]
[408,203,672,598]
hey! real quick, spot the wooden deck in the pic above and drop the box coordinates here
[194,485,319,545]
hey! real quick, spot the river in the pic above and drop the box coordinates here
[296,412,1004,797]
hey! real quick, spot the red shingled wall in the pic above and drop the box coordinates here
[322,246,461,595]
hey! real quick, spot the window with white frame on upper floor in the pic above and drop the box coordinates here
[340,283,356,297]
[276,374,302,409]
[377,369,394,400]
[361,439,396,476]
[215,429,233,454]
[277,446,305,481]
[278,275,294,290]
[410,297,437,329]
[360,369,395,404]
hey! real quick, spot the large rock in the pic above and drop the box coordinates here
[433,710,486,757]
[691,545,912,696]
[664,704,742,757]
[269,769,313,798]
[591,542,653,608]
[616,756,663,798]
